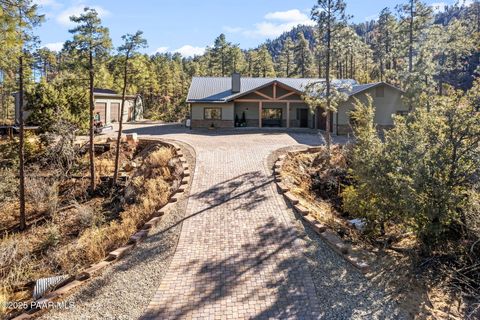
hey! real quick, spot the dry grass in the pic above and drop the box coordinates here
[95,158,115,177]
[145,147,174,169]
[281,147,350,234]
[0,143,180,318]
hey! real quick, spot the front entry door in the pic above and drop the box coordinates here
[298,109,308,128]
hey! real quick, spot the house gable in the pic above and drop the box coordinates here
[231,81,304,102]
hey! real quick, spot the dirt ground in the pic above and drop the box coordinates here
[279,145,478,320]
[0,137,182,319]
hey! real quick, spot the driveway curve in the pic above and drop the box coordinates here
[138,127,325,319]
[44,123,403,320]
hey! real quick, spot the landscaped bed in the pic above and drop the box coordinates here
[278,145,479,319]
[0,136,184,319]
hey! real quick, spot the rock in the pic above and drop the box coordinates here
[348,218,366,232]
[126,133,138,144]
[123,162,137,172]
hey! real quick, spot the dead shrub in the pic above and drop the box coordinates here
[25,170,59,215]
[0,234,35,304]
[139,178,170,213]
[38,121,78,174]
[35,224,61,252]
[96,158,114,177]
[0,169,17,203]
[145,147,174,169]
[74,203,104,229]
[0,142,179,316]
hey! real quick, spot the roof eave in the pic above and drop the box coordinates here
[187,99,228,104]
[225,79,304,102]
[348,82,405,97]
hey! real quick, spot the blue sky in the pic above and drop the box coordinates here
[34,0,469,56]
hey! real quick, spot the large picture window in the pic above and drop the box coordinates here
[204,108,222,120]
[262,108,282,120]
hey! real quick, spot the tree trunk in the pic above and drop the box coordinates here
[380,59,384,82]
[113,54,129,186]
[18,54,26,231]
[350,54,353,79]
[88,50,96,192]
[325,0,332,150]
[408,0,414,73]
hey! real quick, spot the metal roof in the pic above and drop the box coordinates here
[186,77,402,103]
[94,88,117,94]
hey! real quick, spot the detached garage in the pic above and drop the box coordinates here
[93,88,144,125]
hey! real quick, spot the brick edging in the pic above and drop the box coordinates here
[273,149,371,274]
[11,140,191,320]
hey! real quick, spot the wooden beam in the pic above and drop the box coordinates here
[254,91,273,100]
[277,91,297,100]
[286,102,290,128]
[259,101,263,128]
[235,99,304,103]
[273,82,277,99]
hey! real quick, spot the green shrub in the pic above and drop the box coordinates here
[344,87,480,251]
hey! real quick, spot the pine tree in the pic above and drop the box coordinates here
[229,45,246,74]
[372,8,398,81]
[277,36,294,77]
[294,32,314,77]
[112,31,147,186]
[396,0,433,108]
[211,34,231,76]
[311,0,349,148]
[34,47,57,81]
[1,0,43,230]
[254,45,275,77]
[68,7,112,192]
[397,0,432,73]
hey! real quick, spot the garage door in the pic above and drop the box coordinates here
[94,103,107,123]
[110,103,120,122]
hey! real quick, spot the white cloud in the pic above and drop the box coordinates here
[461,0,473,6]
[228,9,315,39]
[264,9,309,22]
[43,42,64,51]
[154,46,169,54]
[57,4,110,27]
[174,45,205,57]
[431,2,447,13]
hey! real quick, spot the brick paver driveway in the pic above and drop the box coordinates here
[126,124,330,319]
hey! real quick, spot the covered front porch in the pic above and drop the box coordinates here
[233,82,315,129]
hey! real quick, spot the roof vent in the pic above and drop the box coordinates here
[231,73,241,93]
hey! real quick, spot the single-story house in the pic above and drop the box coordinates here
[186,74,408,135]
[13,88,144,125]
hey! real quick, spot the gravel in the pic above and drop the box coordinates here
[266,146,409,320]
[40,141,195,320]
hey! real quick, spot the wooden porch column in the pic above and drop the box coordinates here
[286,102,290,128]
[259,101,263,128]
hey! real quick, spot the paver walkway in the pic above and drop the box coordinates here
[139,128,326,319]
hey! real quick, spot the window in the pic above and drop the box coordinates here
[262,108,282,120]
[375,86,385,98]
[204,108,222,120]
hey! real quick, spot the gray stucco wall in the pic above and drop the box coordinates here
[335,84,407,134]
[191,103,234,120]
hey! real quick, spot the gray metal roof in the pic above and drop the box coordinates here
[186,77,400,103]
